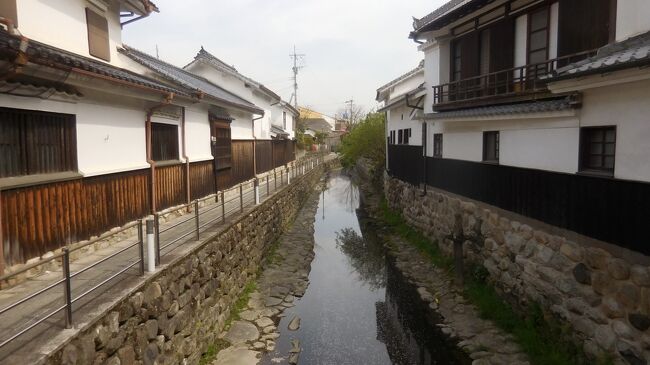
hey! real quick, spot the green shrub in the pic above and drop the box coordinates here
[339,112,385,170]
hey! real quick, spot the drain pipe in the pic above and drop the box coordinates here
[146,93,174,214]
[181,106,191,206]
[0,189,3,276]
[252,114,264,204]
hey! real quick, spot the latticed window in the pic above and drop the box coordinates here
[0,107,77,178]
[580,126,616,174]
[433,133,443,158]
[151,123,179,162]
[483,131,499,163]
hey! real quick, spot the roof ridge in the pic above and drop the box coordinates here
[377,60,425,93]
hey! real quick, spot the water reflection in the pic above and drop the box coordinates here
[260,172,469,365]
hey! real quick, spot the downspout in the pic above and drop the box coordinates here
[0,189,3,275]
[252,114,264,174]
[181,107,190,206]
[146,93,174,214]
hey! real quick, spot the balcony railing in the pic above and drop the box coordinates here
[433,50,598,108]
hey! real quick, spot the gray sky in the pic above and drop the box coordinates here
[123,0,445,117]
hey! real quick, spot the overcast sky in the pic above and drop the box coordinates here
[123,0,446,117]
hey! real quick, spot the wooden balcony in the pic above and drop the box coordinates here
[432,50,597,111]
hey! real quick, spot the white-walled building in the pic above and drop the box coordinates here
[184,48,298,140]
[376,61,425,149]
[383,0,650,362]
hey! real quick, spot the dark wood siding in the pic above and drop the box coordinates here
[189,160,215,200]
[151,123,179,162]
[489,18,515,72]
[155,163,186,210]
[386,145,650,256]
[85,8,110,61]
[558,0,612,58]
[255,140,273,174]
[1,169,149,266]
[230,140,255,185]
[0,107,77,178]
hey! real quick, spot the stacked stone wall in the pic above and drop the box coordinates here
[44,164,326,365]
[384,174,650,364]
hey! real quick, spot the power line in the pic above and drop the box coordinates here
[289,45,305,109]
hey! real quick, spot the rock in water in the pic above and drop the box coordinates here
[288,316,301,331]
[289,339,301,353]
[289,353,300,365]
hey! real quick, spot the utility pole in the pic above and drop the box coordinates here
[345,99,355,126]
[290,46,305,109]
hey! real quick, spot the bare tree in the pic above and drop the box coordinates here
[335,103,365,130]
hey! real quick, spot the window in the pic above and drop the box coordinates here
[211,119,232,170]
[403,128,411,145]
[483,131,499,163]
[528,7,549,75]
[0,1,17,27]
[151,123,179,162]
[398,130,403,144]
[580,126,616,174]
[86,8,110,61]
[283,112,287,130]
[0,107,77,178]
[452,40,462,81]
[433,134,443,158]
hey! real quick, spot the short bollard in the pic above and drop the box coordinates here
[146,218,155,272]
[254,178,260,205]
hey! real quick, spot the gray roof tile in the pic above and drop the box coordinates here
[551,31,650,80]
[121,45,263,114]
[427,98,575,119]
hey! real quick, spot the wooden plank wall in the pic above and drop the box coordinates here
[155,163,187,210]
[0,169,150,266]
[189,161,215,201]
[255,140,273,174]
[231,140,255,185]
[272,140,294,168]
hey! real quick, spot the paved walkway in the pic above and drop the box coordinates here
[0,156,328,364]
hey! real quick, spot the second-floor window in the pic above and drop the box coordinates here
[85,8,110,61]
[483,131,499,163]
[580,126,616,175]
[433,134,443,158]
[0,107,77,178]
[528,7,550,70]
[151,123,179,162]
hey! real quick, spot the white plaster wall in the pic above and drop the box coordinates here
[581,80,650,182]
[423,44,441,115]
[184,105,212,162]
[386,104,423,146]
[231,111,254,140]
[500,127,579,173]
[443,131,483,162]
[0,94,148,176]
[616,0,650,41]
[390,71,424,99]
[424,121,444,157]
[16,0,125,66]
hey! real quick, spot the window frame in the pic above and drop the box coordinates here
[482,131,500,163]
[526,5,550,69]
[151,122,180,162]
[0,107,78,179]
[433,133,443,158]
[579,126,616,176]
[85,7,110,62]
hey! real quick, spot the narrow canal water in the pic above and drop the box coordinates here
[261,171,470,365]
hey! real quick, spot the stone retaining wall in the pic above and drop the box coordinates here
[44,163,327,365]
[384,174,650,364]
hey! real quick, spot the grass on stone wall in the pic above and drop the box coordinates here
[378,199,611,365]
[199,280,258,365]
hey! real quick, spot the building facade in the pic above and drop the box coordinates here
[383,0,650,362]
[0,0,296,271]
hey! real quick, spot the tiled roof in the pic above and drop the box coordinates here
[550,31,650,81]
[0,30,190,97]
[426,98,575,119]
[412,0,469,31]
[302,118,333,133]
[121,45,263,114]
[411,0,493,36]
[376,60,424,98]
[271,125,289,136]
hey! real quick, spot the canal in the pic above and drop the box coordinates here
[261,171,470,365]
